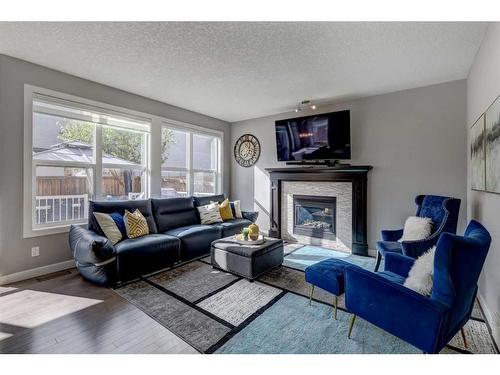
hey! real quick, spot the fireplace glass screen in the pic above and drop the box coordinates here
[293,195,336,240]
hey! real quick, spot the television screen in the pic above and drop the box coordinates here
[275,110,351,162]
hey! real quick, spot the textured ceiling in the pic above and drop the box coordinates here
[0,22,488,122]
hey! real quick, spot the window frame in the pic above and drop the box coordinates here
[24,85,153,238]
[99,124,150,200]
[161,121,223,198]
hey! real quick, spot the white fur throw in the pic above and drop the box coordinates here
[399,216,433,242]
[403,247,436,296]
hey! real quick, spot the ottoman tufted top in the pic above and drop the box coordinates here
[305,258,351,296]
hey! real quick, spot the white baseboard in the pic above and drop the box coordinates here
[0,260,75,286]
[477,292,500,349]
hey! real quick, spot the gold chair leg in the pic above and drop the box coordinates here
[348,315,357,339]
[333,296,338,320]
[461,327,468,348]
[309,285,315,306]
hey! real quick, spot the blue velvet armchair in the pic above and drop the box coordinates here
[375,195,461,271]
[344,220,491,354]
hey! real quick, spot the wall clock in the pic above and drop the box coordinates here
[234,134,261,167]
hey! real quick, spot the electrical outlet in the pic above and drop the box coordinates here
[31,246,40,257]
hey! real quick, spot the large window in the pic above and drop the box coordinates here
[161,125,221,198]
[30,95,150,232]
[25,87,224,237]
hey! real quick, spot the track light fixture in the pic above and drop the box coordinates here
[295,100,317,112]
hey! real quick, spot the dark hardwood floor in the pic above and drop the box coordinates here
[0,269,198,354]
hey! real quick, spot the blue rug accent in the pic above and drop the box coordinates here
[215,293,420,354]
[283,245,382,271]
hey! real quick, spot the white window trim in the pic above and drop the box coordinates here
[25,85,153,238]
[23,85,224,238]
[161,120,223,197]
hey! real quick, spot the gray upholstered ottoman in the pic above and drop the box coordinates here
[211,237,284,280]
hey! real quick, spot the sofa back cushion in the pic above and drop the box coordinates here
[151,197,199,232]
[89,199,157,235]
[193,194,225,207]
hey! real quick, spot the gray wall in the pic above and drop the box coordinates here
[467,23,500,343]
[230,80,467,250]
[0,54,230,278]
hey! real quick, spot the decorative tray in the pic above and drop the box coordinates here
[234,234,265,245]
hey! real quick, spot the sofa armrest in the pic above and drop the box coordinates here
[381,228,403,242]
[384,253,415,278]
[242,211,259,223]
[344,265,449,353]
[69,225,118,286]
[69,225,116,265]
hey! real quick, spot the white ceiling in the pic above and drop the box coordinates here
[0,22,488,122]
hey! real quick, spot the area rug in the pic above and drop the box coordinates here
[283,244,382,271]
[114,245,498,354]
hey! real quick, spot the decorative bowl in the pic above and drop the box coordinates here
[234,234,265,245]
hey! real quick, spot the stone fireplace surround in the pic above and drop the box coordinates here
[282,181,352,252]
[266,165,372,256]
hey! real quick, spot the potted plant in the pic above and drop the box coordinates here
[241,227,250,241]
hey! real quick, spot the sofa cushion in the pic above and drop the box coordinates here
[93,212,126,244]
[193,194,225,207]
[124,209,150,239]
[151,197,199,232]
[219,198,234,220]
[115,234,180,281]
[403,247,436,296]
[400,216,433,242]
[89,199,157,235]
[197,202,223,225]
[212,218,252,237]
[164,224,222,260]
[376,240,403,256]
[230,200,243,219]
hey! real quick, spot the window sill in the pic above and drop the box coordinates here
[23,222,86,239]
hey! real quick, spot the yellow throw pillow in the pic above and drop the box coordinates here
[219,198,234,221]
[124,209,149,239]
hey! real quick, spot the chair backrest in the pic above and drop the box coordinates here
[415,195,460,235]
[431,220,491,336]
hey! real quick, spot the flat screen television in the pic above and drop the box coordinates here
[275,110,351,162]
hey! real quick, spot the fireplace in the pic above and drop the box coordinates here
[266,165,372,255]
[293,195,336,240]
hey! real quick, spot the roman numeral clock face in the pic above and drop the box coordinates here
[234,134,261,167]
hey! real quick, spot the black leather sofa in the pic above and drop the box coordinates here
[69,194,258,286]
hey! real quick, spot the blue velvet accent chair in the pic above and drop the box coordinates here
[344,220,491,354]
[375,195,461,271]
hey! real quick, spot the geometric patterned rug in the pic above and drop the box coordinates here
[114,244,498,354]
